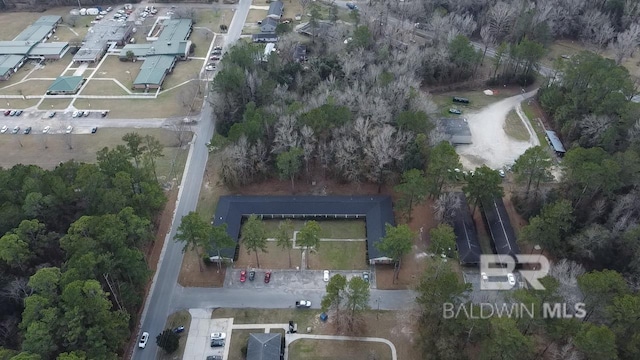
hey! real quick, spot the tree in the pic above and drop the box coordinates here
[607,294,640,359]
[428,224,456,258]
[321,274,347,330]
[209,224,235,271]
[241,215,267,268]
[519,200,574,255]
[122,133,145,169]
[578,269,628,322]
[425,141,461,198]
[575,323,618,360]
[308,4,321,43]
[276,147,304,192]
[0,234,31,271]
[275,220,294,268]
[297,221,321,269]
[156,329,179,354]
[394,169,428,220]
[463,165,503,213]
[174,212,212,272]
[376,224,414,282]
[343,276,370,332]
[142,135,164,182]
[481,317,534,360]
[562,147,621,207]
[512,146,552,198]
[125,50,135,62]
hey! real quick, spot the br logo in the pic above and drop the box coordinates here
[479,255,550,290]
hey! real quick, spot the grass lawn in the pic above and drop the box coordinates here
[196,152,228,221]
[79,79,129,96]
[0,11,52,39]
[0,80,52,96]
[260,220,366,239]
[73,91,182,118]
[246,9,267,23]
[0,128,189,172]
[308,241,368,270]
[289,339,392,360]
[2,99,39,110]
[503,109,530,141]
[236,241,303,269]
[226,329,253,360]
[33,53,74,79]
[162,59,205,90]
[0,63,38,88]
[52,25,83,42]
[93,55,139,88]
[431,90,510,113]
[158,310,191,360]
[37,98,72,110]
[521,101,548,145]
[197,9,234,31]
[190,31,213,58]
[213,308,317,325]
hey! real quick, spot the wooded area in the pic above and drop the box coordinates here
[0,133,167,360]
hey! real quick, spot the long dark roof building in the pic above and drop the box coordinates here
[212,195,395,264]
[545,130,566,156]
[452,193,481,265]
[481,197,520,261]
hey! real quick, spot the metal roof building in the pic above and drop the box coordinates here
[441,118,472,144]
[73,22,133,63]
[211,195,395,264]
[47,76,84,95]
[0,55,26,80]
[481,197,520,262]
[30,43,70,59]
[452,193,482,266]
[0,41,37,55]
[13,15,62,42]
[545,130,566,156]
[132,55,176,89]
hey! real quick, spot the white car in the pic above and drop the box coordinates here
[507,273,516,286]
[65,126,73,134]
[42,126,50,134]
[205,63,216,71]
[138,332,149,348]
[0,125,7,133]
[72,110,81,118]
[323,270,330,282]
[210,332,227,340]
[481,272,488,281]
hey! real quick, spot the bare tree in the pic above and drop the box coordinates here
[1,278,32,305]
[487,1,518,43]
[569,224,611,260]
[433,192,462,224]
[272,115,300,154]
[479,25,495,65]
[220,137,250,186]
[579,114,615,146]
[174,7,198,23]
[172,122,190,148]
[332,133,362,183]
[612,22,640,64]
[580,9,614,50]
[549,259,585,309]
[362,125,408,191]
[300,125,316,176]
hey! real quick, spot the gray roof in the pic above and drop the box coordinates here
[0,55,25,76]
[247,333,281,360]
[29,42,69,56]
[451,193,481,265]
[120,41,189,59]
[481,197,520,260]
[252,33,279,41]
[13,16,61,42]
[133,55,175,85]
[441,118,471,137]
[294,44,307,61]
[75,22,132,62]
[0,41,37,55]
[267,1,284,16]
[545,130,566,153]
[211,195,394,260]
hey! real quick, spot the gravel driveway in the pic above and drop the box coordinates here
[456,90,539,170]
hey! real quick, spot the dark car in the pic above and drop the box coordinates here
[3,110,10,116]
[210,339,225,347]
[23,127,31,134]
[346,2,358,10]
[452,96,470,104]
[173,326,185,333]
[249,270,255,281]
[206,356,222,360]
[48,111,56,118]
[240,270,246,283]
[264,271,271,283]
[449,108,462,115]
[213,46,222,51]
[91,127,98,134]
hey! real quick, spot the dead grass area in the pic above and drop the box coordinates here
[197,9,233,31]
[79,79,129,95]
[289,339,392,359]
[37,98,72,110]
[214,308,420,360]
[1,99,39,110]
[235,241,302,269]
[73,91,183,118]
[147,189,178,272]
[33,53,74,79]
[227,329,253,360]
[162,60,204,90]
[158,310,191,360]
[0,80,52,97]
[51,25,82,42]
[431,87,521,114]
[0,62,37,87]
[503,109,530,141]
[191,31,215,58]
[282,1,304,19]
[472,207,494,255]
[93,55,138,88]
[0,11,54,39]
[178,246,227,287]
[196,152,229,220]
[246,9,267,23]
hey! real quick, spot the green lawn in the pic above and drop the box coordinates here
[212,308,318,326]
[289,339,393,360]
[261,220,366,239]
[308,241,368,270]
[159,310,191,360]
[521,101,548,146]
[431,90,511,113]
[503,109,530,141]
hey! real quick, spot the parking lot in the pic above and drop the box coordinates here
[225,268,377,290]
[184,310,233,360]
[462,269,523,303]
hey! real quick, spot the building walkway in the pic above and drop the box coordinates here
[73,63,88,77]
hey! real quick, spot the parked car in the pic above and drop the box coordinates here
[210,332,226,340]
[23,127,31,134]
[210,339,225,347]
[3,110,10,116]
[65,126,73,134]
[240,270,246,282]
[249,270,255,281]
[205,63,216,71]
[12,126,19,134]
[363,272,369,283]
[83,111,90,117]
[0,126,7,133]
[481,272,488,281]
[295,300,312,308]
[211,49,222,55]
[15,110,22,116]
[138,332,149,348]
[100,111,109,117]
[9,110,16,116]
[346,2,358,10]
[42,126,50,134]
[323,270,330,282]
[498,169,506,178]
[72,110,80,118]
[173,326,185,333]
[209,55,221,61]
[507,273,516,286]
[206,356,222,360]
[213,46,222,51]
[48,111,56,118]
[448,108,462,115]
[264,271,271,283]
[91,127,98,134]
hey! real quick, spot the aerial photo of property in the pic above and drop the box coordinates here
[1,0,639,360]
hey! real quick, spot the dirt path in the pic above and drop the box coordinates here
[456,90,538,170]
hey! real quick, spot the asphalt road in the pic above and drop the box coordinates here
[132,1,251,359]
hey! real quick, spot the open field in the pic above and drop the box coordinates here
[503,109,530,141]
[162,60,204,90]
[236,241,303,269]
[33,53,74,78]
[1,100,39,110]
[289,339,393,359]
[159,310,191,360]
[0,62,38,88]
[191,31,213,58]
[197,9,234,31]
[93,55,139,88]
[431,90,512,113]
[0,128,190,180]
[0,80,56,97]
[0,10,61,39]
[227,329,253,360]
[52,25,83,42]
[260,219,366,239]
[79,79,129,96]
[37,98,72,110]
[213,308,419,360]
[196,152,229,220]
[247,9,267,23]
[521,101,548,146]
[308,241,367,270]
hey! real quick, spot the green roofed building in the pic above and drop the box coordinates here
[133,55,176,89]
[47,76,84,95]
[0,55,26,80]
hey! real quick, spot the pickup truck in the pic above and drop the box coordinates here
[295,300,311,308]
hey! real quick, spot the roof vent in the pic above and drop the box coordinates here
[167,42,171,45]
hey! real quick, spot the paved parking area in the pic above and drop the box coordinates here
[224,269,376,290]
[184,309,233,360]
[463,269,523,303]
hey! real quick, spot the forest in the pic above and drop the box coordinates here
[0,134,166,360]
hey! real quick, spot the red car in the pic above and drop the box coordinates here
[264,271,271,283]
[240,270,246,283]
[3,110,10,116]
